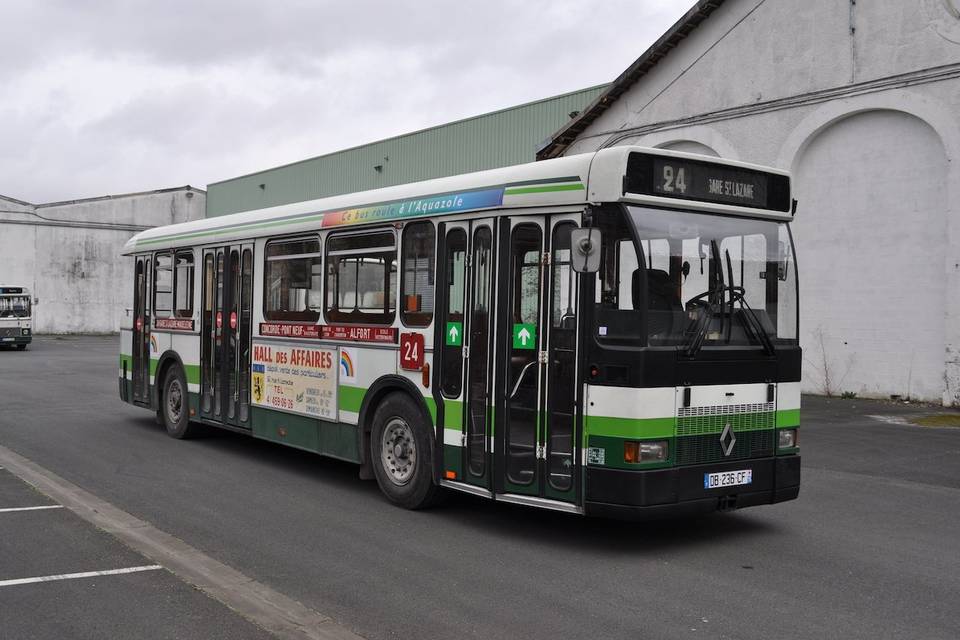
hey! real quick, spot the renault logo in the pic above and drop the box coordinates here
[719,422,737,457]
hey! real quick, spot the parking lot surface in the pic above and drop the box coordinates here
[1,336,959,639]
[0,466,277,640]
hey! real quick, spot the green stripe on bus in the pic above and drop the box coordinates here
[504,183,585,196]
[585,415,676,439]
[587,410,797,439]
[142,358,200,385]
[183,364,200,386]
[339,385,366,413]
[776,409,800,427]
[443,399,463,430]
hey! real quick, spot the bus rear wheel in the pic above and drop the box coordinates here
[161,366,199,439]
[370,393,442,510]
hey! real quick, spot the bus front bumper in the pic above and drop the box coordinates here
[584,455,800,520]
[0,335,31,346]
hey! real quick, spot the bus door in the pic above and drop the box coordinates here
[495,215,581,503]
[200,245,254,428]
[437,219,496,490]
[132,255,152,405]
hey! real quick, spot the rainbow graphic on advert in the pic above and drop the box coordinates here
[321,187,504,228]
[339,350,355,379]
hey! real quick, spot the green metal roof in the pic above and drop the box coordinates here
[206,85,607,217]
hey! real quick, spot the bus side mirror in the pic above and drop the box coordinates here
[570,228,601,273]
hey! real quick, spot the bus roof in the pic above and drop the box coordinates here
[123,146,791,254]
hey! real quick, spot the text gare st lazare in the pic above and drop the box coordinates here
[708,178,754,200]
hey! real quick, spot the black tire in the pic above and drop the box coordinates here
[160,365,199,439]
[370,393,442,509]
[16,344,26,351]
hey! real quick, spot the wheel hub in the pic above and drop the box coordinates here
[381,417,416,486]
[166,380,183,424]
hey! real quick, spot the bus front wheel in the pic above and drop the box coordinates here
[161,366,199,439]
[16,344,26,351]
[370,393,442,510]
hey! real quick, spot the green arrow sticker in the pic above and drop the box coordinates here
[445,321,463,346]
[512,323,536,350]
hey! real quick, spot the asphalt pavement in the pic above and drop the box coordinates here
[1,336,959,640]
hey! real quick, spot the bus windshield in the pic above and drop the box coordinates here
[596,206,797,349]
[0,295,31,319]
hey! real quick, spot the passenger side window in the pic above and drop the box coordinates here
[174,251,194,318]
[400,222,436,327]
[325,231,396,325]
[264,237,322,322]
[154,252,173,318]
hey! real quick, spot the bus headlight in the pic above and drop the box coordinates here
[624,440,668,463]
[21,328,30,336]
[778,429,798,449]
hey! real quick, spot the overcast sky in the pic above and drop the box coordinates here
[1,1,690,203]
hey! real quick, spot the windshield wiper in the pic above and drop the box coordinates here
[685,241,724,357]
[724,247,775,356]
[735,295,775,355]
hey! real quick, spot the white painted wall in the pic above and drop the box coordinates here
[0,189,205,333]
[564,0,960,403]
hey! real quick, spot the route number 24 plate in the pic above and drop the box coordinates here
[704,469,752,489]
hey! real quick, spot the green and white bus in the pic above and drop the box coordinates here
[0,286,32,350]
[119,146,801,519]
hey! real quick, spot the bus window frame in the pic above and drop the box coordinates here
[173,249,195,319]
[262,234,323,324]
[324,228,397,326]
[153,251,174,320]
[399,221,436,329]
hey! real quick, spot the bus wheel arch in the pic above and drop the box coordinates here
[357,376,437,484]
[154,351,186,409]
[155,351,199,439]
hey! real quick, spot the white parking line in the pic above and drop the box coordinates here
[0,565,162,588]
[0,443,364,640]
[0,505,63,513]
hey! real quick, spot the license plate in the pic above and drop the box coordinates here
[704,469,752,489]
[0,337,13,342]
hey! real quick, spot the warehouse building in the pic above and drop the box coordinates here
[206,85,606,217]
[538,0,960,404]
[0,188,205,333]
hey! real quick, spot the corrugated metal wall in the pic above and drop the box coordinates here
[206,85,606,217]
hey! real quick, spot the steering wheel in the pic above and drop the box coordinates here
[685,286,746,311]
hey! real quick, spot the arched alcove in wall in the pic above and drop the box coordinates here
[792,109,948,400]
[654,140,720,157]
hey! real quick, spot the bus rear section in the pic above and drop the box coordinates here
[0,286,32,350]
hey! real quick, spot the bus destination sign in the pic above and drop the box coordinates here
[625,152,791,212]
[652,158,767,208]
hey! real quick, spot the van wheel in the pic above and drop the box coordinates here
[161,366,199,439]
[370,393,442,509]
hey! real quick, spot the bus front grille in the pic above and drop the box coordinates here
[675,429,775,465]
[0,327,19,338]
[675,404,776,466]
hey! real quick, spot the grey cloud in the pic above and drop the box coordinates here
[1,1,689,203]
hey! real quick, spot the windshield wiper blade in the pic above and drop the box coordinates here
[685,241,724,357]
[737,297,776,355]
